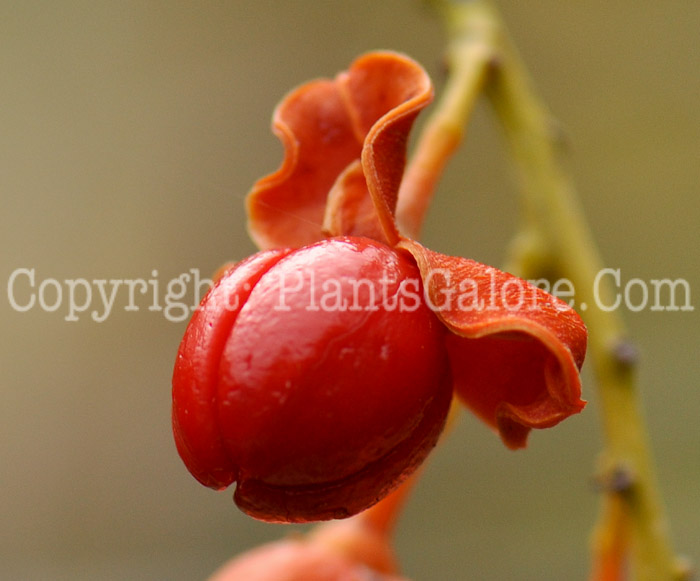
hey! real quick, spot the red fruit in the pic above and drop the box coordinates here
[172,236,451,522]
[207,538,407,581]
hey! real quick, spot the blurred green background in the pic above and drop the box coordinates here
[2,1,698,579]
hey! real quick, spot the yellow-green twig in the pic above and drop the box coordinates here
[417,1,686,579]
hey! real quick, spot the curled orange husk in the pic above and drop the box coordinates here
[398,240,586,449]
[247,51,433,250]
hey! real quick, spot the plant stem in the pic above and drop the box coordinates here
[418,1,686,579]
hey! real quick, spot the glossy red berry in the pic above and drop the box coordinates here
[172,236,452,522]
[174,52,588,527]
